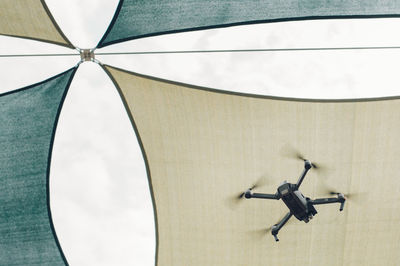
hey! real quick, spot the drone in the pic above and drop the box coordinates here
[242,159,345,242]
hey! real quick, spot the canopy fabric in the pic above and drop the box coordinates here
[98,0,400,47]
[104,64,400,266]
[0,68,77,265]
[0,0,73,48]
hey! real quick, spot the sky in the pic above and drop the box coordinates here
[2,1,400,265]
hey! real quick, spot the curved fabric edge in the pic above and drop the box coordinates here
[100,63,159,266]
[0,67,77,98]
[97,0,125,49]
[97,13,400,48]
[0,66,78,265]
[0,0,74,49]
[45,66,78,266]
[101,64,400,103]
[39,0,74,48]
[0,33,74,49]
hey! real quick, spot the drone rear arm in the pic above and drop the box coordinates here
[310,195,346,211]
[271,212,292,241]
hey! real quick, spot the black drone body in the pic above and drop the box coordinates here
[244,160,345,241]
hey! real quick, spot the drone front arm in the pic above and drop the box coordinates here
[310,195,346,211]
[244,191,280,200]
[295,160,312,189]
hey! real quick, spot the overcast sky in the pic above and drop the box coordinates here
[2,1,400,265]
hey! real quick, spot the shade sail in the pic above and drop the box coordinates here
[98,0,400,47]
[0,68,77,265]
[104,64,400,266]
[0,0,73,48]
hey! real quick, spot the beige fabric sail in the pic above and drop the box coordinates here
[104,65,400,266]
[0,0,73,48]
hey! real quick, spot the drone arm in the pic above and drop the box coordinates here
[310,195,346,211]
[295,160,312,189]
[271,212,292,241]
[245,191,280,200]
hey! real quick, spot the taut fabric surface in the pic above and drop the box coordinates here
[0,68,76,265]
[105,64,400,266]
[0,0,73,48]
[99,0,400,47]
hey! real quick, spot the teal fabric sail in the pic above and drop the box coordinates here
[98,0,400,47]
[0,68,77,265]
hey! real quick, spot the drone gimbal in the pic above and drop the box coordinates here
[244,160,345,241]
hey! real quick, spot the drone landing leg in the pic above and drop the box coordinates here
[310,195,346,211]
[271,212,292,242]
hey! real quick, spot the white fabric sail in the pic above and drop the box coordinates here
[104,64,400,266]
[0,0,73,48]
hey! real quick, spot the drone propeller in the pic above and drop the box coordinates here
[328,191,345,197]
[235,181,262,200]
[252,227,271,235]
[327,191,362,201]
[248,178,266,191]
[250,214,295,237]
[317,181,365,202]
[246,227,271,240]
[228,176,269,206]
[281,145,322,170]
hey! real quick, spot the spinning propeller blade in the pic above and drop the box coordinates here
[318,181,365,202]
[253,227,271,235]
[225,192,245,209]
[246,227,271,240]
[311,162,320,169]
[281,145,323,171]
[328,191,363,201]
[227,175,269,206]
[237,192,245,200]
[249,177,267,191]
[250,213,295,237]
[295,151,306,161]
